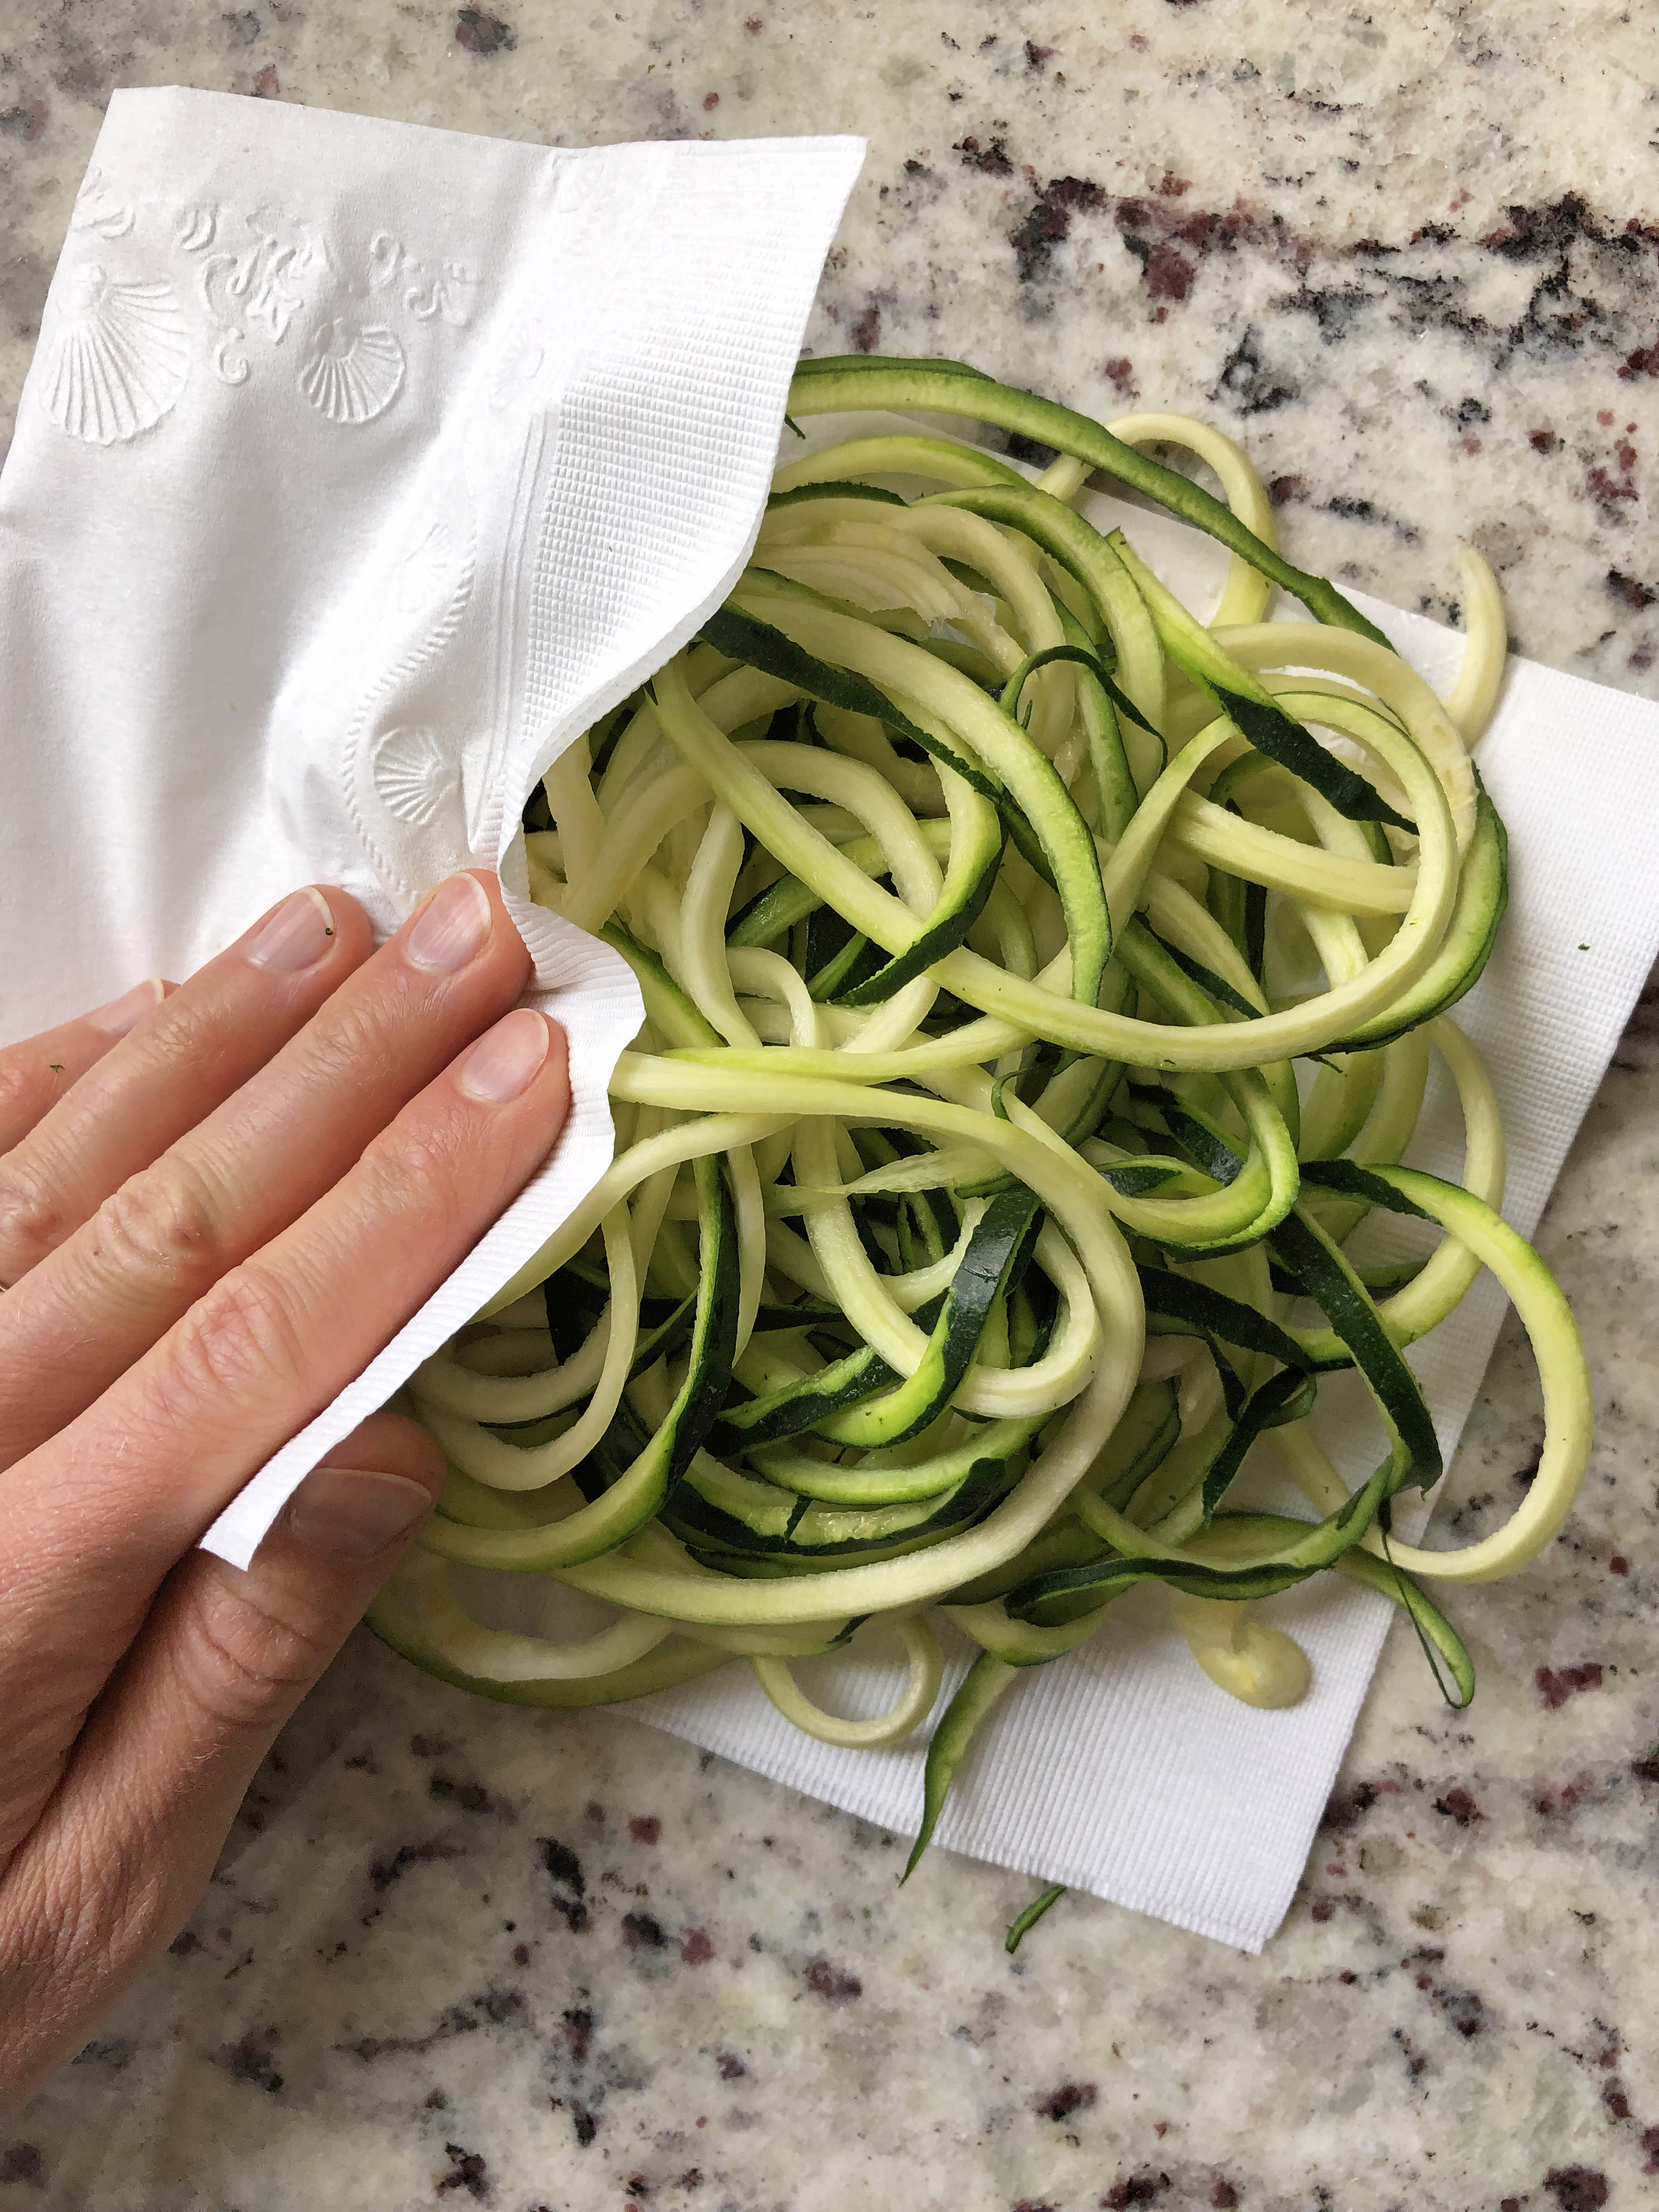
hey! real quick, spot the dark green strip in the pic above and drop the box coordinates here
[1215,686,1412,833]
[835,823,1007,1007]
[1148,930,1262,1023]
[1001,641,1160,740]
[787,356,1391,644]
[1005,1884,1066,1954]
[1270,1205,1442,1488]
[1299,1157,1437,1222]
[766,480,906,510]
[1139,1266,1311,1369]
[701,604,1001,800]
[1097,1159,1187,1197]
[629,1291,696,1379]
[1200,1363,1319,1520]
[902,1652,1020,1881]
[1339,1522,1475,1709]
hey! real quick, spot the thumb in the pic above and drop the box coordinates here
[0,1413,444,2100]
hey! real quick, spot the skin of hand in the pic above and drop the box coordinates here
[0,871,571,2105]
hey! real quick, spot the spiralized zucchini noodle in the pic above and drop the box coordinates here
[369,354,1592,1877]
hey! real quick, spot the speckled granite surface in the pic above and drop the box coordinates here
[3,5,1658,2208]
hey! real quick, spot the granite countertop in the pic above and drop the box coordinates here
[3,6,1657,2209]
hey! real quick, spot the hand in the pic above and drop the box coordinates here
[0,872,569,2103]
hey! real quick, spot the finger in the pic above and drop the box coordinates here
[0,872,530,1463]
[0,1010,569,1780]
[0,978,169,1155]
[0,884,375,1288]
[0,1411,443,2105]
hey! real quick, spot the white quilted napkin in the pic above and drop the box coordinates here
[7,98,1659,1954]
[0,88,863,1566]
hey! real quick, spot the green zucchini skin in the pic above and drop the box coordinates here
[834,814,1007,1006]
[719,1183,1043,1452]
[716,1336,901,1448]
[902,1652,1020,1880]
[1330,781,1508,1049]
[1109,534,1411,831]
[721,590,1114,1012]
[1005,1883,1068,1954]
[421,1152,741,1572]
[665,1446,1022,1563]
[787,356,1391,645]
[601,920,724,1047]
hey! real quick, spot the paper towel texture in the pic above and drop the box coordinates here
[0,89,863,1565]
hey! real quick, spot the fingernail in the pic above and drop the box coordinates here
[247,887,338,972]
[284,1467,433,1559]
[458,1008,551,1103]
[405,873,492,975]
[88,976,165,1036]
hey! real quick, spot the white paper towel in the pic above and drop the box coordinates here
[0,89,864,1566]
[7,100,1659,1953]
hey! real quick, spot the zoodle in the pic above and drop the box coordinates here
[368,355,1592,1876]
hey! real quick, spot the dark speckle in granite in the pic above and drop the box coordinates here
[213,2027,284,2095]
[453,10,515,60]
[1034,2080,1096,2124]
[1008,173,1105,285]
[1210,324,1299,415]
[803,1957,861,2003]
[1536,1661,1606,1709]
[1431,1785,1483,1826]
[435,2142,490,2200]
[369,1836,466,1895]
[620,1911,668,1952]
[1543,2168,1610,2212]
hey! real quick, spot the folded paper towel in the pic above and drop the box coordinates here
[7,95,1659,1952]
[0,88,864,1566]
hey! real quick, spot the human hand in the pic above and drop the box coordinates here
[0,872,569,2103]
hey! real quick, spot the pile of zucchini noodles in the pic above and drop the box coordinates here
[369,356,1592,1876]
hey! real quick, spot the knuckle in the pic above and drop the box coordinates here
[88,1152,228,1300]
[0,1153,72,1282]
[304,989,413,1098]
[0,1057,53,1136]
[166,1261,309,1411]
[175,1573,331,1734]
[295,995,379,1092]
[359,1115,475,1223]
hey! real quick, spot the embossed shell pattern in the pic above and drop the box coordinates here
[298,319,405,425]
[38,264,190,445]
[370,724,458,830]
